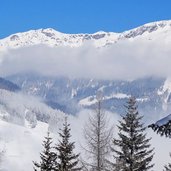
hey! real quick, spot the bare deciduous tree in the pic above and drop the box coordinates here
[82,96,113,171]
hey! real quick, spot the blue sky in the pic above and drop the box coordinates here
[0,0,171,38]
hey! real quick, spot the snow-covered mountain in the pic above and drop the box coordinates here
[6,74,171,124]
[1,20,171,50]
[1,20,171,170]
[1,20,171,121]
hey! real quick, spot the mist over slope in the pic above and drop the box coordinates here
[0,80,65,128]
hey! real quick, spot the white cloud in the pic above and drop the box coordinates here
[0,38,171,80]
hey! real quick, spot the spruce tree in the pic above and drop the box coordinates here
[112,97,154,171]
[55,117,81,171]
[33,132,56,171]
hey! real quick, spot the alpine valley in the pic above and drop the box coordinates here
[0,20,171,170]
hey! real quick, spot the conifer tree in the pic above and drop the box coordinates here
[112,97,154,171]
[55,117,81,171]
[33,132,56,171]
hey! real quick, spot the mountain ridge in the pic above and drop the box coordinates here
[1,20,171,50]
[0,77,20,92]
[7,74,170,123]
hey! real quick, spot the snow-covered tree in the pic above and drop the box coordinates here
[164,153,171,171]
[112,97,154,171]
[33,132,56,171]
[148,114,171,137]
[55,117,81,171]
[148,115,171,171]
[82,96,113,171]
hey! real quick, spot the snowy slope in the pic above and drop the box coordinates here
[157,79,171,112]
[155,113,171,126]
[0,20,171,50]
[0,89,65,128]
[0,112,169,171]
[0,88,66,170]
[0,120,49,171]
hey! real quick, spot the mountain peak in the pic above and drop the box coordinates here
[143,20,171,27]
[121,20,171,39]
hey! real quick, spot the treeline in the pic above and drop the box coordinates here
[33,97,168,171]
